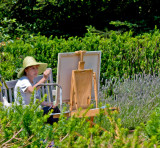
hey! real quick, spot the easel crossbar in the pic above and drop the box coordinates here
[51,107,118,118]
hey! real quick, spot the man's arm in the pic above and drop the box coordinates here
[26,69,57,108]
[26,69,51,93]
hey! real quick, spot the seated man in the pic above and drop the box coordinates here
[14,56,60,124]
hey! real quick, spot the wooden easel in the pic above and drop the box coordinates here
[52,51,118,120]
[69,50,98,112]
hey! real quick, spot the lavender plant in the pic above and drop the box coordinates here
[99,72,160,129]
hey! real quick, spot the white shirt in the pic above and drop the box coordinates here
[14,76,40,105]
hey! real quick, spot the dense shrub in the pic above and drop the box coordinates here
[0,94,55,147]
[143,107,160,142]
[1,99,160,147]
[1,28,160,82]
[0,100,140,147]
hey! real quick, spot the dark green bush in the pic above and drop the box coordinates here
[1,0,160,37]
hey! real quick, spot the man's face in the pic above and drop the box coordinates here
[25,65,39,78]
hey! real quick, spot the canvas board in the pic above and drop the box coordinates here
[56,51,101,103]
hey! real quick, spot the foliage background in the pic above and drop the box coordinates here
[1,0,160,38]
[1,1,160,147]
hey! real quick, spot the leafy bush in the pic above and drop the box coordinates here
[1,87,160,147]
[0,101,137,147]
[1,28,160,82]
[0,94,56,147]
[141,107,160,143]
[131,107,160,147]
[1,99,160,147]
[0,17,27,41]
[0,52,17,80]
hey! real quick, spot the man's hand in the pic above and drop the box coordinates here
[43,69,51,80]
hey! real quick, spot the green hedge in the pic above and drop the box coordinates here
[1,28,160,82]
